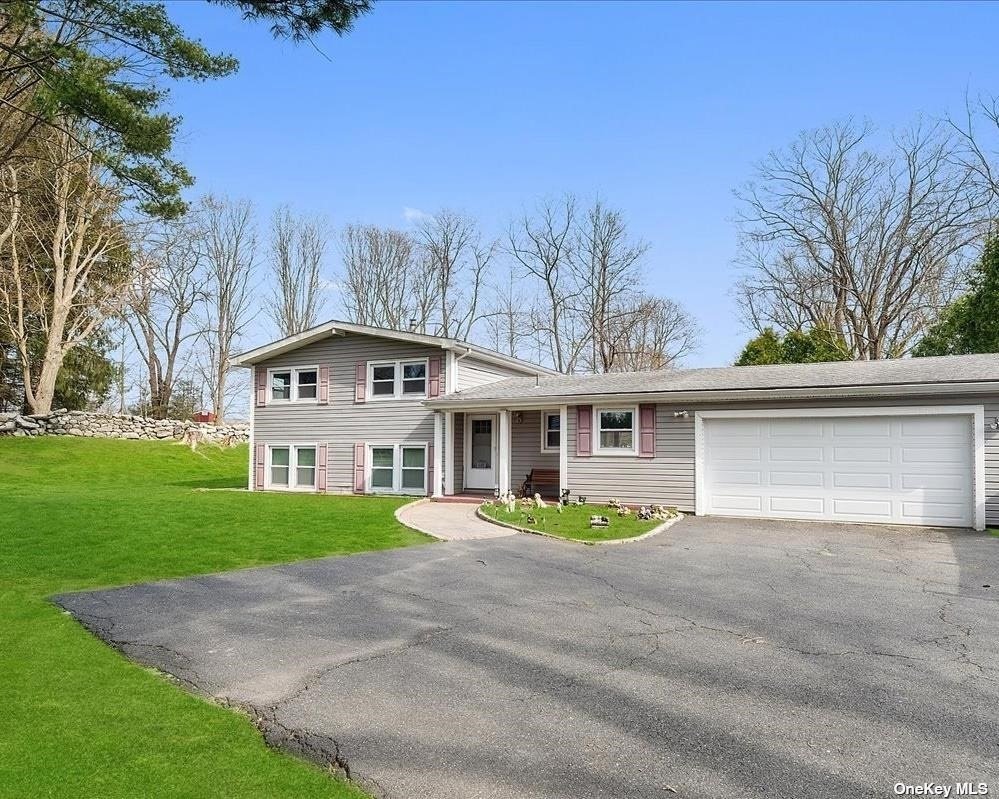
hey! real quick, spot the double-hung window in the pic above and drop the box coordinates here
[367,443,427,494]
[541,410,561,452]
[368,359,428,400]
[595,408,637,454]
[269,367,319,403]
[268,444,318,489]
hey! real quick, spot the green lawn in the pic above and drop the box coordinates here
[479,501,670,543]
[0,437,431,799]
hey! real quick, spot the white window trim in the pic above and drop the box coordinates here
[366,442,429,495]
[367,358,429,401]
[593,405,639,456]
[693,405,986,531]
[265,442,319,491]
[266,365,320,405]
[541,409,561,453]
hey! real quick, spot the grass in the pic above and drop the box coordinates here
[479,500,668,543]
[990,528,999,537]
[0,437,431,799]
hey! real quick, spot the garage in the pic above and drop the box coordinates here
[697,408,980,528]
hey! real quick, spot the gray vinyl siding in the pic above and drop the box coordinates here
[510,410,559,492]
[251,332,445,494]
[456,357,532,391]
[566,396,999,525]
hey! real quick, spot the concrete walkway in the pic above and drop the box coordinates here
[396,499,516,540]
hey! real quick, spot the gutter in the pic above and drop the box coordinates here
[424,380,999,410]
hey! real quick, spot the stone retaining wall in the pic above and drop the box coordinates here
[0,410,249,443]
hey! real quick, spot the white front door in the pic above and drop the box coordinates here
[465,414,497,490]
[701,413,975,528]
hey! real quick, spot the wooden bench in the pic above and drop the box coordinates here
[521,468,560,498]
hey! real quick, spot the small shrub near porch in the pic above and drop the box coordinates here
[480,499,677,543]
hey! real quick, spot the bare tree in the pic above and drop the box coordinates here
[124,219,206,418]
[482,266,531,358]
[416,209,493,339]
[197,195,256,422]
[0,127,134,413]
[571,200,649,372]
[339,224,424,330]
[267,205,328,336]
[506,195,586,373]
[602,295,700,371]
[735,120,989,359]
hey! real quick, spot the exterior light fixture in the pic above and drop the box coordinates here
[673,410,689,418]
[991,417,999,431]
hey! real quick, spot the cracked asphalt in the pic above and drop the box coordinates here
[56,516,999,799]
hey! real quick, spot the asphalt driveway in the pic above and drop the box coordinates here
[57,517,999,799]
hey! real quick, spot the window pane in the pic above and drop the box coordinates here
[297,370,317,399]
[402,447,425,468]
[401,468,425,489]
[372,381,395,395]
[271,372,291,400]
[371,468,393,488]
[403,363,426,379]
[271,466,289,486]
[546,430,560,448]
[600,430,634,449]
[599,411,633,430]
[372,365,395,381]
[402,379,426,395]
[297,467,316,486]
[546,414,560,431]
[271,447,290,466]
[296,448,316,467]
[371,447,394,468]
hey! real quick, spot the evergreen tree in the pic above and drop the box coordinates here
[736,327,851,366]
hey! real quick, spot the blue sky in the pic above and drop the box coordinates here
[166,0,999,367]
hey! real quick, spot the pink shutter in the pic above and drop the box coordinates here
[427,444,434,496]
[317,443,327,491]
[428,356,441,398]
[254,367,267,407]
[576,405,592,457]
[319,366,330,404]
[354,362,366,403]
[353,442,366,492]
[639,404,656,458]
[254,443,265,489]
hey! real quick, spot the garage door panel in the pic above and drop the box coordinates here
[712,469,762,486]
[901,473,967,490]
[769,496,824,513]
[769,470,824,487]
[833,420,892,437]
[900,418,965,437]
[769,446,823,462]
[832,471,892,489]
[710,446,762,461]
[833,446,892,463]
[710,495,763,512]
[901,447,966,464]
[901,502,968,521]
[769,420,823,437]
[702,414,973,528]
[832,498,893,518]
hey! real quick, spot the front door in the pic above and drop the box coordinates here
[465,414,497,490]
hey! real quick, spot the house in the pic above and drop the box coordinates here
[236,321,999,531]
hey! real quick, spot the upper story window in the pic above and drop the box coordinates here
[368,359,428,400]
[269,367,318,403]
[595,408,636,454]
[541,410,560,452]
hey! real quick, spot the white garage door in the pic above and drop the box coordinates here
[701,413,974,528]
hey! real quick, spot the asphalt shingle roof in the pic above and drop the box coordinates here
[431,353,999,405]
